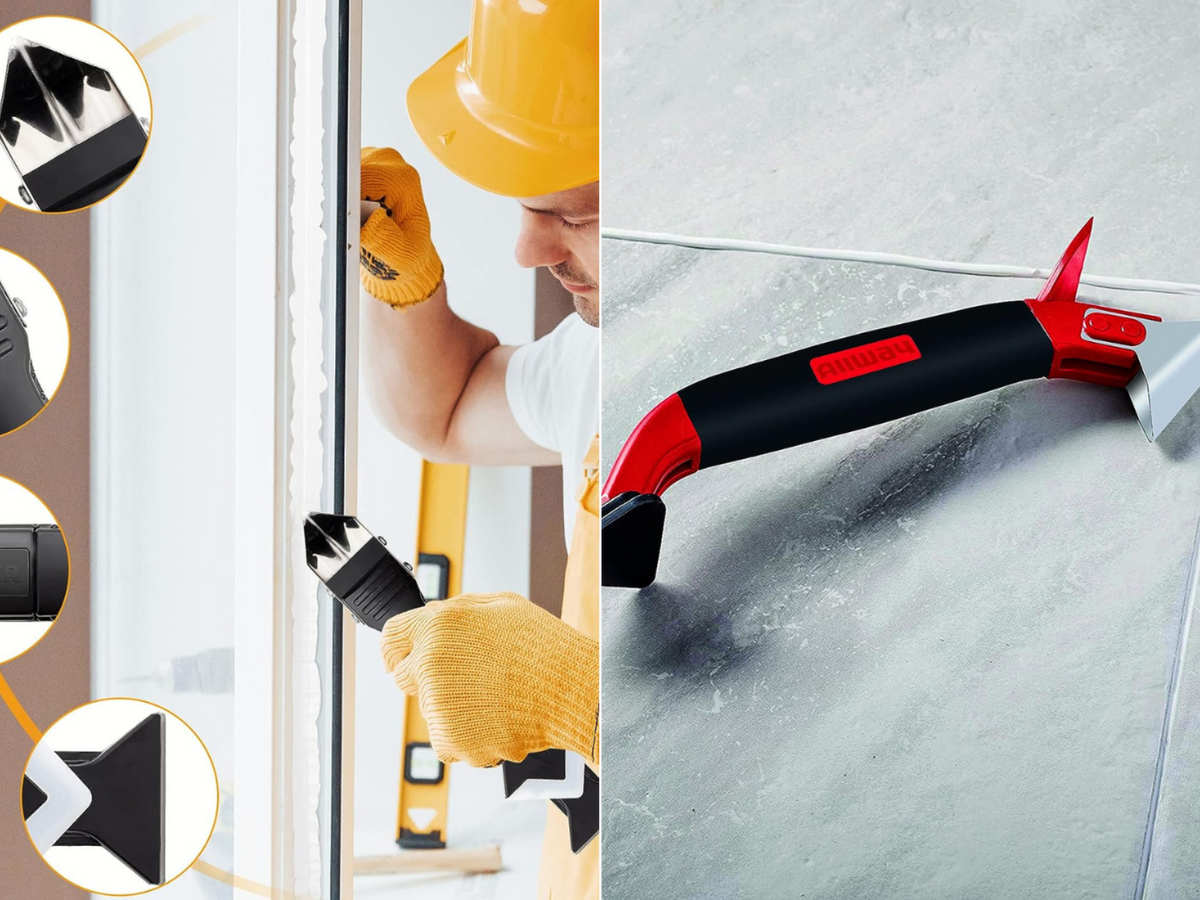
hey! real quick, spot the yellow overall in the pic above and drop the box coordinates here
[537,434,600,899]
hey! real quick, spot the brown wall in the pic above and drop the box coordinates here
[527,268,575,615]
[0,3,92,897]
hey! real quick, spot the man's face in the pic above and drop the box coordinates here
[514,181,600,327]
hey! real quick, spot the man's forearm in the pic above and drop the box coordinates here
[362,282,499,459]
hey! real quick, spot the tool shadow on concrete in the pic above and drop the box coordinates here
[608,381,1141,675]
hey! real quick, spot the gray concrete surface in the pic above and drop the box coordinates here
[600,1,1200,897]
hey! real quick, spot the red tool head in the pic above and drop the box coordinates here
[1024,217,1155,390]
[1023,219,1200,441]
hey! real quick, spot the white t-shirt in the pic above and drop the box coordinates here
[506,314,600,544]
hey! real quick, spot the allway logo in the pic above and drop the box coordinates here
[810,334,921,385]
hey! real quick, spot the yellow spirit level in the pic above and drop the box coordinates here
[394,461,468,848]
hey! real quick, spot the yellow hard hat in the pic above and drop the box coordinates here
[407,0,599,198]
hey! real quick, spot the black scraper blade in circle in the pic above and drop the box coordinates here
[22,713,166,886]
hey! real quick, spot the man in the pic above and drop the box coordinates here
[359,2,600,897]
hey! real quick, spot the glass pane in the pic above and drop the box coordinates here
[90,2,343,896]
[91,6,253,895]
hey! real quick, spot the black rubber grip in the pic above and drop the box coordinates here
[0,281,47,433]
[0,524,68,621]
[327,537,424,631]
[23,114,146,212]
[677,300,1053,469]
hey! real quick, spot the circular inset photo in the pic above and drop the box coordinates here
[0,474,68,663]
[21,698,218,895]
[0,247,69,435]
[0,16,151,212]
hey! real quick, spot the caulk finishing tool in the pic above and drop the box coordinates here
[0,37,148,211]
[0,524,67,621]
[603,219,1200,589]
[305,512,600,853]
[23,713,166,886]
[0,277,48,432]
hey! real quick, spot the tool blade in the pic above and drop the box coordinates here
[601,492,666,588]
[551,768,600,854]
[1034,218,1093,305]
[1126,318,1200,441]
[305,513,375,582]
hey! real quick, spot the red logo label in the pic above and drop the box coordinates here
[810,334,921,385]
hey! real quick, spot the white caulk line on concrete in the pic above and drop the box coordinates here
[603,228,1200,297]
[1135,512,1200,899]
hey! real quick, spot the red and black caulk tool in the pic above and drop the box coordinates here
[602,220,1200,588]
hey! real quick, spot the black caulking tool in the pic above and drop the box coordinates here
[23,713,166,886]
[0,524,67,622]
[0,37,147,211]
[0,277,48,432]
[305,512,599,853]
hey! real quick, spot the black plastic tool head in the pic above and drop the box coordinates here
[552,768,600,854]
[23,713,166,886]
[501,747,567,798]
[601,491,666,589]
[305,512,426,630]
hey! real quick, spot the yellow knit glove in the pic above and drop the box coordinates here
[381,592,599,768]
[359,147,444,308]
